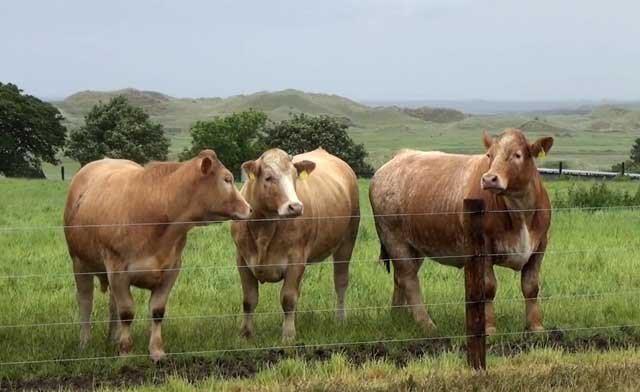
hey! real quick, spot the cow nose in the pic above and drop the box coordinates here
[483,174,498,184]
[287,202,303,216]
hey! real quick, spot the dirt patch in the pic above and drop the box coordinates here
[3,329,640,391]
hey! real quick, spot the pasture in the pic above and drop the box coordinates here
[1,178,640,390]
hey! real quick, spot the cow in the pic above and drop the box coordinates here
[230,148,360,342]
[63,150,251,362]
[369,129,553,334]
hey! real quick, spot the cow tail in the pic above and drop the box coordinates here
[379,243,391,274]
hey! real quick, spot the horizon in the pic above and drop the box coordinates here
[2,1,639,102]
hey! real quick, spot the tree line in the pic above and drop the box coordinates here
[1,82,374,178]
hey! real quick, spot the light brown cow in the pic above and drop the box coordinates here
[63,150,251,361]
[369,129,553,333]
[230,148,360,341]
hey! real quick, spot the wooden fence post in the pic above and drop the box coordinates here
[558,161,563,176]
[621,162,625,177]
[61,166,65,181]
[463,198,487,370]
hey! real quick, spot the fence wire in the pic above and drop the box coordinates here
[2,322,639,366]
[0,204,638,233]
[1,288,639,330]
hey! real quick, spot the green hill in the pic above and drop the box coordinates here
[49,88,640,173]
[53,88,423,133]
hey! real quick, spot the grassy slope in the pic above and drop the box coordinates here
[51,89,640,174]
[0,178,639,386]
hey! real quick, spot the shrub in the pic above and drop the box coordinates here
[553,182,640,210]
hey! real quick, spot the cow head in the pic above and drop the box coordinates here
[191,149,252,221]
[481,129,553,195]
[241,149,316,218]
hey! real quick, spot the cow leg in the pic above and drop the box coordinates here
[280,263,305,342]
[484,261,497,335]
[391,251,435,332]
[238,256,259,338]
[72,258,94,349]
[521,242,546,332]
[108,290,118,343]
[332,236,355,321]
[106,263,135,355]
[147,267,179,363]
[392,269,408,315]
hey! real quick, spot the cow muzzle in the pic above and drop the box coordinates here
[481,173,507,193]
[278,201,304,218]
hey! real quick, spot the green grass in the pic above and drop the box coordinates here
[101,349,640,391]
[0,178,639,388]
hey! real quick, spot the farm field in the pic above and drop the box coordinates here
[0,178,639,390]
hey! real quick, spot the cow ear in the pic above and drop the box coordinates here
[482,131,494,150]
[200,156,213,175]
[530,137,554,158]
[294,160,316,178]
[242,160,260,181]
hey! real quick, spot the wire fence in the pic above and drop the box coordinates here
[0,204,638,232]
[2,322,640,366]
[1,246,639,280]
[0,202,638,369]
[2,287,639,330]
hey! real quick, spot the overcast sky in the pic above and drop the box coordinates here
[1,0,639,101]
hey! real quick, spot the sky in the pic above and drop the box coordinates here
[1,0,639,101]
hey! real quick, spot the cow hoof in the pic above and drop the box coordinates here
[336,309,346,321]
[527,324,545,333]
[419,319,437,333]
[119,339,133,355]
[240,327,254,339]
[485,326,497,336]
[150,349,166,363]
[282,333,296,344]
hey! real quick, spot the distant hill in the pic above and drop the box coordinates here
[400,106,465,123]
[53,88,432,133]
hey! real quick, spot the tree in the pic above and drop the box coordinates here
[66,96,169,166]
[612,137,640,174]
[0,82,67,178]
[263,113,374,177]
[631,137,640,164]
[179,110,267,176]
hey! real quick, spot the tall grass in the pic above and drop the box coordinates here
[554,182,640,209]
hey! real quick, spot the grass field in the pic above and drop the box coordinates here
[0,178,639,390]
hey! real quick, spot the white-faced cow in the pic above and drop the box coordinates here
[63,150,251,361]
[231,148,360,342]
[369,129,553,333]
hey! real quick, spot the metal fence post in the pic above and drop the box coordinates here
[61,166,65,181]
[463,198,487,370]
[558,161,563,176]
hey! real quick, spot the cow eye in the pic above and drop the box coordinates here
[224,176,232,184]
[265,175,274,182]
[486,153,491,159]
[514,152,522,159]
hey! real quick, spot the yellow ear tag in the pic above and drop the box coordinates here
[299,170,309,180]
[538,150,546,160]
[249,173,256,181]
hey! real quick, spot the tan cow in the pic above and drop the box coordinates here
[230,148,360,342]
[369,129,553,333]
[63,150,251,361]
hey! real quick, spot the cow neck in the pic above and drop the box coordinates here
[145,163,197,240]
[246,209,279,262]
[491,181,538,230]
